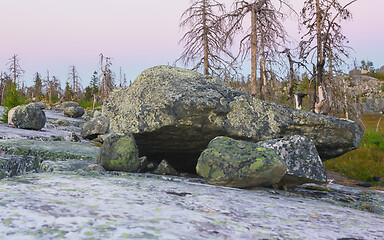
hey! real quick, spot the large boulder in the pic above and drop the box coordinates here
[196,136,287,188]
[81,116,110,140]
[96,132,140,172]
[63,106,85,118]
[258,135,327,187]
[11,104,46,130]
[379,66,384,74]
[7,106,20,125]
[103,66,363,171]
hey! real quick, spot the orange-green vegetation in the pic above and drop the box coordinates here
[324,114,384,186]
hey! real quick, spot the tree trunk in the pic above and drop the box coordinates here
[202,0,209,75]
[287,52,295,107]
[260,29,267,100]
[250,5,258,96]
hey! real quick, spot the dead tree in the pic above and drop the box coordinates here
[176,0,234,76]
[7,54,25,87]
[224,0,289,98]
[99,53,114,103]
[68,66,81,100]
[300,0,356,114]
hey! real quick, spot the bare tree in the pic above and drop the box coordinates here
[176,0,234,76]
[299,0,356,113]
[7,54,25,87]
[224,0,289,99]
[33,72,43,101]
[99,53,115,103]
[68,66,81,100]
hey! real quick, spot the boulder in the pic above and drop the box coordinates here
[153,159,178,176]
[65,132,81,142]
[349,68,361,76]
[11,104,46,130]
[63,106,85,118]
[96,132,140,172]
[81,116,110,140]
[380,66,384,74]
[103,66,363,172]
[258,135,327,187]
[196,136,287,188]
[54,119,70,127]
[62,101,79,108]
[29,102,46,109]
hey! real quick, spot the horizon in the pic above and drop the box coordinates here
[1,0,383,89]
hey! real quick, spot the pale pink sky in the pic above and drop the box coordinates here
[0,0,383,87]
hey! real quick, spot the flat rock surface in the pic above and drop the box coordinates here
[1,172,384,239]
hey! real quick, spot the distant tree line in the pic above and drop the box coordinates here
[0,53,131,112]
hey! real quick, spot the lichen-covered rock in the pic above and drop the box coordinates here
[81,116,110,140]
[0,155,40,179]
[11,104,46,130]
[259,135,327,187]
[153,159,178,176]
[96,132,140,172]
[196,136,287,188]
[63,106,85,118]
[103,66,363,171]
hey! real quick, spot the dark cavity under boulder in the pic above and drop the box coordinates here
[103,65,364,172]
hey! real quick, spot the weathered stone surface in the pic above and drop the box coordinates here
[63,106,85,118]
[96,132,140,172]
[153,159,178,176]
[0,139,98,162]
[103,66,363,171]
[65,132,81,142]
[11,104,46,130]
[81,115,110,140]
[0,154,40,179]
[197,136,287,188]
[259,135,327,187]
[0,172,383,239]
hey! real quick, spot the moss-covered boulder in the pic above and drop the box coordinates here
[103,66,363,172]
[196,136,287,188]
[11,104,46,130]
[96,132,140,172]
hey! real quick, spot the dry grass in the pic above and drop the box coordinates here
[324,114,384,186]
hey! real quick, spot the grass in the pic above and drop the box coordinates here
[324,114,384,186]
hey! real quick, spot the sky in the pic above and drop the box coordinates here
[0,0,383,88]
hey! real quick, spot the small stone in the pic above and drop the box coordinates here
[86,164,105,172]
[373,176,381,182]
[65,132,81,142]
[153,159,178,176]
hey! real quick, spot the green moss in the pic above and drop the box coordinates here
[211,169,225,179]
[196,162,211,178]
[250,160,263,170]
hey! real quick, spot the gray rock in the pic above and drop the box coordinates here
[96,132,140,172]
[63,106,85,118]
[62,101,79,108]
[103,66,363,171]
[81,116,110,140]
[258,135,327,187]
[153,159,178,176]
[196,136,287,188]
[379,65,384,74]
[349,68,361,76]
[11,104,46,130]
[0,154,40,179]
[65,132,81,142]
[53,119,70,126]
[29,102,46,109]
